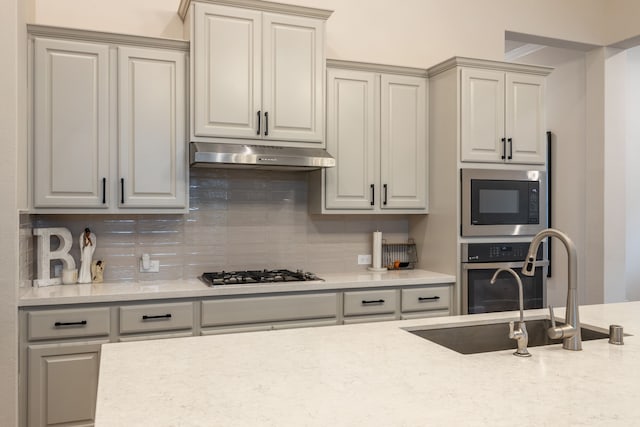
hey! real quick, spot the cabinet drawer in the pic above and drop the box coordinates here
[201,293,337,327]
[401,286,451,312]
[119,302,194,334]
[343,290,396,316]
[28,307,111,341]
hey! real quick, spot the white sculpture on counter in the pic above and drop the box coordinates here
[78,228,97,284]
[33,227,76,287]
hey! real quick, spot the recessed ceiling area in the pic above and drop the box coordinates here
[505,30,600,61]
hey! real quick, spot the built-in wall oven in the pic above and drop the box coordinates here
[461,169,546,237]
[461,242,548,314]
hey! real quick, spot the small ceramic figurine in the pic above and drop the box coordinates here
[91,260,105,283]
[78,228,96,284]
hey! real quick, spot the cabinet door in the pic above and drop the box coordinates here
[460,68,505,163]
[262,13,324,143]
[505,73,546,164]
[118,301,193,334]
[192,3,262,139]
[401,286,451,313]
[343,289,397,316]
[118,46,187,208]
[380,74,427,209]
[33,38,110,208]
[325,69,377,209]
[28,341,105,427]
[201,293,337,327]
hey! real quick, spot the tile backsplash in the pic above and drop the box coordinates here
[24,169,410,284]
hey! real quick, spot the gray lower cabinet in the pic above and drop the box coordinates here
[343,289,397,324]
[27,341,106,427]
[118,302,195,342]
[400,286,452,319]
[19,283,453,426]
[201,293,339,335]
[22,307,111,427]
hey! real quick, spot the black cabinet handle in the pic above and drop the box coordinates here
[264,112,269,136]
[418,296,441,302]
[120,178,125,204]
[257,110,261,135]
[383,184,388,206]
[501,137,506,160]
[54,320,87,327]
[362,299,385,305]
[370,184,375,206]
[102,178,106,204]
[508,137,513,160]
[142,314,172,321]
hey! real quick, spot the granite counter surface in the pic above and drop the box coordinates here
[95,302,640,426]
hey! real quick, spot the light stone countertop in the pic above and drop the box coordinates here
[95,301,640,426]
[18,269,455,306]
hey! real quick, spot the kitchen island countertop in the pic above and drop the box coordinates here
[95,302,640,426]
[18,269,454,306]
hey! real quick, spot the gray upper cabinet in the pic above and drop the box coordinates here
[182,0,332,146]
[456,61,550,165]
[29,26,188,213]
[310,61,428,214]
[32,37,110,209]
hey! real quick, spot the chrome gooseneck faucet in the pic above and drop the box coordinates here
[523,228,582,351]
[491,267,531,357]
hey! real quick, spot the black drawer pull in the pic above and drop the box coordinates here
[418,296,441,302]
[142,314,172,321]
[54,320,87,327]
[362,299,385,305]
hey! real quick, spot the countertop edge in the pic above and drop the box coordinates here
[18,270,456,307]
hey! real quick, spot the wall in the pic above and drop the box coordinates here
[512,46,593,306]
[603,48,627,302]
[626,46,640,300]
[31,0,617,68]
[23,2,640,295]
[1,0,23,424]
[29,169,410,284]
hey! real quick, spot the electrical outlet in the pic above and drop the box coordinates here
[357,254,372,265]
[139,259,160,273]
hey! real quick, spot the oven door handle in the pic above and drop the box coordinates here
[462,260,549,270]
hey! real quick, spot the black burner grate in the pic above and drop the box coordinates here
[201,269,320,286]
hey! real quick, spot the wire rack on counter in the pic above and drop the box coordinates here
[382,238,418,270]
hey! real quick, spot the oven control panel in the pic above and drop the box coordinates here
[463,242,544,263]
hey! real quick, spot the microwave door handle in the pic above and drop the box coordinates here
[501,138,506,160]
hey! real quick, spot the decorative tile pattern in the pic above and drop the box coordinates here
[28,169,410,284]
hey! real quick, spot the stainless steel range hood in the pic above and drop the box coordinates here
[190,142,335,171]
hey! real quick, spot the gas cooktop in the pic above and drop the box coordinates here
[200,269,322,287]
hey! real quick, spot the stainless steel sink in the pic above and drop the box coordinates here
[407,319,610,355]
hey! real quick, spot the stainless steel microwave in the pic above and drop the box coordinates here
[461,169,547,237]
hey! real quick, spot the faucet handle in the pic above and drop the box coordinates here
[548,305,556,328]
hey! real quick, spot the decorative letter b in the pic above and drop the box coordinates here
[33,227,76,287]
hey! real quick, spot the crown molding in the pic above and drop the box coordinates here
[27,24,189,51]
[326,59,427,78]
[428,56,553,78]
[178,0,333,21]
